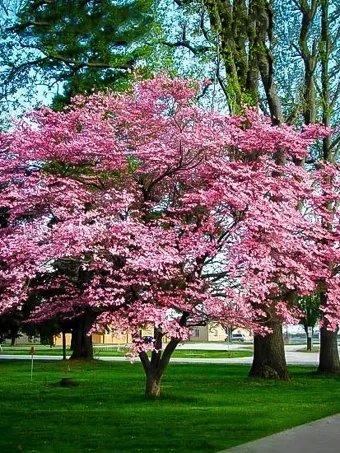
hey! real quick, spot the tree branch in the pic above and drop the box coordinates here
[160,40,211,56]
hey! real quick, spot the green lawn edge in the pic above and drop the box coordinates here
[0,347,253,359]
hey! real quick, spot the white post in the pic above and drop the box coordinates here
[30,347,35,381]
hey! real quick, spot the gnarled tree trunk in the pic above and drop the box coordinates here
[249,312,289,380]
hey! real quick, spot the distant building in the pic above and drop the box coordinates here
[189,324,253,342]
[54,326,155,347]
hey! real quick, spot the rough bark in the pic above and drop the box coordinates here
[145,369,162,399]
[298,0,318,126]
[69,313,94,360]
[253,0,283,124]
[249,311,290,380]
[203,0,260,112]
[318,326,340,374]
[318,293,340,374]
[320,0,331,161]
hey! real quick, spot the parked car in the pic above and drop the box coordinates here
[225,333,246,342]
[142,336,154,343]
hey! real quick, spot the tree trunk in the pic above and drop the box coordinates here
[307,336,312,352]
[318,326,340,374]
[140,328,167,399]
[145,370,162,399]
[139,325,185,399]
[302,322,313,351]
[10,325,19,346]
[69,313,94,360]
[62,331,67,360]
[70,332,75,351]
[316,0,339,376]
[249,317,289,380]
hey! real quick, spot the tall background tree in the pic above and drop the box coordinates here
[0,0,154,117]
[160,0,340,377]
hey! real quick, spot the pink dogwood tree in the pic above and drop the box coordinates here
[0,74,337,396]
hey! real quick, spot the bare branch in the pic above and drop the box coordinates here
[160,40,211,56]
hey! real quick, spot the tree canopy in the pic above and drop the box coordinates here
[1,74,338,395]
[0,0,154,112]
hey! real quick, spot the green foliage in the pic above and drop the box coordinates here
[299,294,321,332]
[42,160,122,186]
[2,0,155,110]
[126,155,141,174]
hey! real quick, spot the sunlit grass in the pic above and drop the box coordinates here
[0,360,339,452]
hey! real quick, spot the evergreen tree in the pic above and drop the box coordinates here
[1,0,154,109]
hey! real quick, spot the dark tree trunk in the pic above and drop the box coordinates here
[62,331,67,360]
[139,321,187,399]
[318,290,340,373]
[70,332,75,351]
[69,313,94,360]
[140,327,169,399]
[10,326,19,346]
[316,2,339,375]
[249,317,289,380]
[318,326,340,374]
[302,321,313,351]
[307,336,312,352]
[145,368,162,399]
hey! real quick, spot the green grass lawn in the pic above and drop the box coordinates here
[0,346,253,359]
[172,349,252,359]
[95,349,253,359]
[0,360,339,453]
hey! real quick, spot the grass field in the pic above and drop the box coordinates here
[0,360,339,453]
[0,346,253,359]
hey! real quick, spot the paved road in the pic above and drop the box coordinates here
[0,344,334,365]
[0,355,320,364]
[217,414,340,453]
[176,343,327,365]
